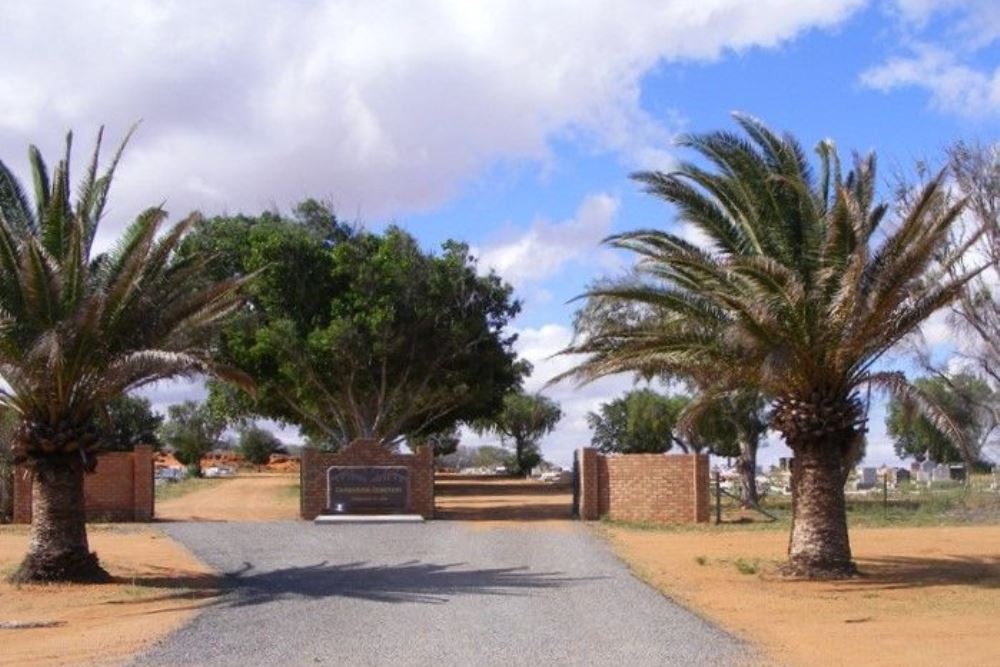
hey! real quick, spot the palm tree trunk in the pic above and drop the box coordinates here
[8,456,109,583]
[785,446,855,578]
[737,437,759,507]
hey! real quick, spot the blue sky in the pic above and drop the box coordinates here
[0,1,997,467]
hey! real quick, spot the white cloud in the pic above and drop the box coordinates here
[476,193,619,286]
[862,1,1000,116]
[0,0,865,244]
[861,45,1000,117]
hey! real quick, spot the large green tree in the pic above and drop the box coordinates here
[475,392,561,476]
[560,115,982,578]
[184,206,524,448]
[159,400,227,476]
[886,373,997,474]
[0,130,248,582]
[587,389,697,454]
[98,394,163,451]
[238,424,285,468]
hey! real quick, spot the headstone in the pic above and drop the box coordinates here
[855,466,877,490]
[326,466,409,514]
[932,464,950,482]
[948,465,966,482]
[894,468,911,484]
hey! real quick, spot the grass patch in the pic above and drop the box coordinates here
[600,483,1000,536]
[280,480,301,499]
[733,557,759,575]
[154,477,223,502]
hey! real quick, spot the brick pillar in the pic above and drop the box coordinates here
[412,445,435,519]
[300,446,319,520]
[693,453,710,523]
[133,445,154,521]
[13,465,32,524]
[578,448,601,521]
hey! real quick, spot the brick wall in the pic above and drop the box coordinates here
[300,439,434,519]
[577,448,709,524]
[13,445,155,523]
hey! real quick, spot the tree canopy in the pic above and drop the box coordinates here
[98,394,163,451]
[886,373,997,468]
[181,203,525,448]
[238,424,285,466]
[159,400,227,474]
[587,389,695,454]
[475,392,561,475]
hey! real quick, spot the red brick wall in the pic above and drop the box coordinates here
[300,439,434,519]
[577,448,709,524]
[13,445,155,523]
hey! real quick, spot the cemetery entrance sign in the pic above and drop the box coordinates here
[301,439,434,519]
[327,466,409,514]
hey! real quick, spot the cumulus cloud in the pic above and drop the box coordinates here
[861,46,1000,117]
[0,0,864,244]
[862,1,1000,116]
[476,193,619,286]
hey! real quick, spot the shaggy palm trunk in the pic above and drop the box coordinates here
[785,445,855,578]
[9,455,108,583]
[736,438,759,508]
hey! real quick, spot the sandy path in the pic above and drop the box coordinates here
[433,475,573,521]
[0,525,217,667]
[605,524,1000,667]
[156,474,299,522]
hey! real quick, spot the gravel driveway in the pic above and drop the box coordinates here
[135,522,750,666]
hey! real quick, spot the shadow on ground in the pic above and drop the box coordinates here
[111,559,591,609]
[849,554,1000,590]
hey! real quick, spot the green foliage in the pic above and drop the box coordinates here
[159,401,226,474]
[587,389,691,453]
[97,394,163,451]
[409,427,460,458]
[734,558,759,575]
[181,203,525,448]
[0,128,250,467]
[238,424,285,466]
[475,392,561,475]
[886,373,996,466]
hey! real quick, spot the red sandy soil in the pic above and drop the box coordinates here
[156,473,300,522]
[603,524,1000,667]
[433,474,574,526]
[0,525,217,667]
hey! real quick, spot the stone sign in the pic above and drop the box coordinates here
[327,466,408,514]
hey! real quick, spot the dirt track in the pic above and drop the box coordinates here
[156,474,300,522]
[433,475,573,521]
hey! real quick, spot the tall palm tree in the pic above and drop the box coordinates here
[0,129,249,582]
[560,115,983,578]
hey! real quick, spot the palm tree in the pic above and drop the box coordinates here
[560,115,983,578]
[0,129,249,582]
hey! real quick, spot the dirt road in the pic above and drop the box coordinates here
[156,474,299,522]
[433,475,573,521]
